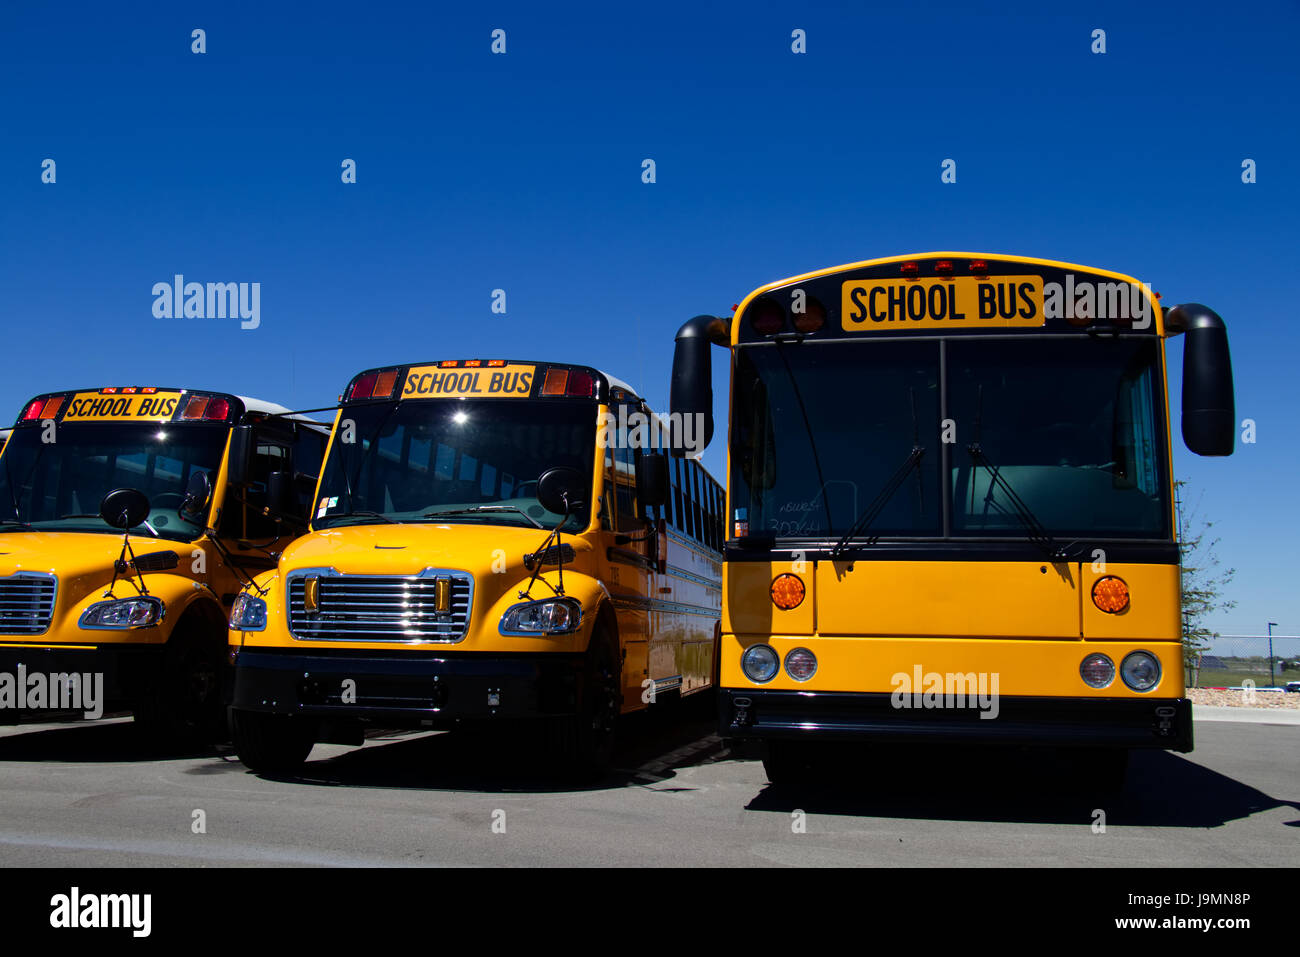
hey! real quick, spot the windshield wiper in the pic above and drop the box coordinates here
[831,387,926,559]
[965,444,1063,559]
[830,445,925,558]
[322,510,399,526]
[964,384,1062,560]
[423,506,544,530]
[0,519,34,531]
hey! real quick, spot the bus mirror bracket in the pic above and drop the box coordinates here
[1168,303,1235,457]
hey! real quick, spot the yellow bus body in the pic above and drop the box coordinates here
[228,361,721,767]
[671,253,1236,757]
[0,389,326,734]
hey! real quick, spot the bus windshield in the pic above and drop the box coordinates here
[731,336,1169,541]
[314,399,597,531]
[0,422,229,541]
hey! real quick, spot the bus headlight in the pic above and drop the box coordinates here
[1120,651,1161,692]
[1079,653,1115,689]
[499,598,582,636]
[228,594,267,631]
[741,644,779,683]
[784,647,817,681]
[79,597,165,630]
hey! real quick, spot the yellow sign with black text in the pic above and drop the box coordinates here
[402,364,535,399]
[62,392,183,421]
[841,276,1046,330]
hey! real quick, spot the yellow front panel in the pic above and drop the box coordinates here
[814,560,1079,638]
[1081,562,1180,641]
[722,633,1185,698]
[722,561,813,636]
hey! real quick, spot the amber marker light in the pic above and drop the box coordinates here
[1092,576,1130,613]
[792,298,826,333]
[770,573,806,610]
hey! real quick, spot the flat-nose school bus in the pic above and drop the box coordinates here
[228,359,723,775]
[671,253,1235,785]
[0,387,328,743]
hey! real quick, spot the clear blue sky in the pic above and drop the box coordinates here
[1,1,1295,637]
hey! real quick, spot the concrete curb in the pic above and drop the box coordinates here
[1193,704,1300,725]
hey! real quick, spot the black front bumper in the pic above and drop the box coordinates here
[232,648,586,727]
[719,689,1194,752]
[0,642,164,712]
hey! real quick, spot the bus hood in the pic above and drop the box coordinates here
[280,522,577,578]
[0,530,190,612]
[0,530,182,579]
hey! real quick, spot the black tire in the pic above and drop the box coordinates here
[231,709,316,774]
[548,629,621,780]
[133,627,227,748]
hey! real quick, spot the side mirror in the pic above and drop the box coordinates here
[226,425,255,485]
[636,452,668,508]
[99,488,150,530]
[670,315,721,455]
[265,470,296,519]
[181,470,212,519]
[536,467,588,518]
[1169,303,1235,456]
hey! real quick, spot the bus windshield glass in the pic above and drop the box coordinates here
[731,336,1169,541]
[314,399,597,531]
[0,422,229,541]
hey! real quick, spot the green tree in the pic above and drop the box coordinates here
[1175,480,1236,686]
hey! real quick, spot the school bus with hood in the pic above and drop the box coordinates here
[670,253,1236,786]
[228,359,723,775]
[0,387,327,742]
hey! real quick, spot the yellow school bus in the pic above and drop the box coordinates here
[670,253,1236,785]
[228,359,722,775]
[0,387,328,743]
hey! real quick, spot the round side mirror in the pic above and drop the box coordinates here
[181,470,212,517]
[99,488,151,530]
[536,467,587,518]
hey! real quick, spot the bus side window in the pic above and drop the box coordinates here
[714,482,724,549]
[672,457,685,532]
[292,425,328,519]
[222,439,289,540]
[613,414,639,531]
[600,436,615,531]
[691,462,704,544]
[705,480,717,550]
[661,457,674,528]
[682,461,696,539]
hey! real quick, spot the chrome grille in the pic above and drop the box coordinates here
[0,574,57,635]
[287,572,472,642]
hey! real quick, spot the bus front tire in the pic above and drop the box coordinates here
[548,633,620,780]
[231,709,316,774]
[133,628,227,748]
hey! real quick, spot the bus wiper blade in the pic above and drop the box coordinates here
[830,445,925,559]
[325,510,399,525]
[422,506,544,530]
[966,444,1062,559]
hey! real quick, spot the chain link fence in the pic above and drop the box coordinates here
[1186,635,1300,690]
